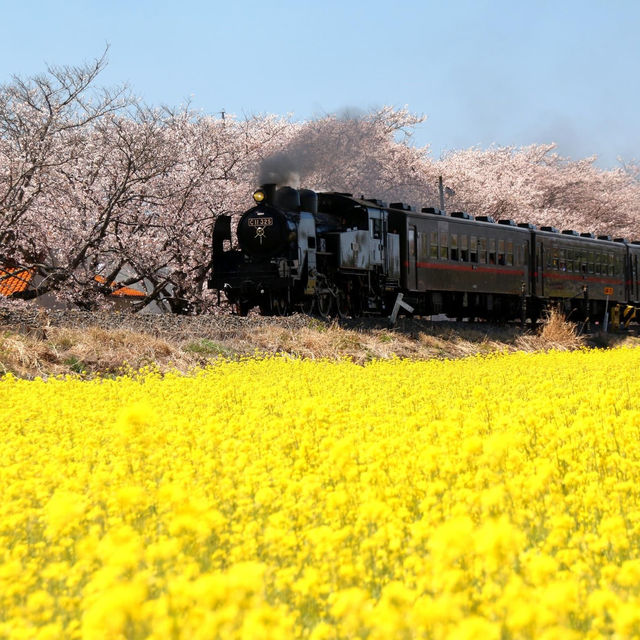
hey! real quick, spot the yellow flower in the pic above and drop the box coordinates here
[0,349,640,637]
[81,579,147,639]
[43,489,87,538]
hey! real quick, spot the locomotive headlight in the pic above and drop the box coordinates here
[253,189,266,203]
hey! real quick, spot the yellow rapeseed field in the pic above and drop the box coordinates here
[1,348,640,639]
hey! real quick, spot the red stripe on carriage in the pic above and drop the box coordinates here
[405,261,525,276]
[542,272,623,285]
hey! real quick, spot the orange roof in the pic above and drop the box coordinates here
[0,267,35,296]
[94,275,146,298]
[0,267,146,299]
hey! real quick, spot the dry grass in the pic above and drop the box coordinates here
[0,327,192,378]
[0,310,636,378]
[50,327,188,374]
[515,307,586,352]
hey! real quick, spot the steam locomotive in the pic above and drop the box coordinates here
[208,184,640,323]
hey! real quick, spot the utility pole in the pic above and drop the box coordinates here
[438,176,454,213]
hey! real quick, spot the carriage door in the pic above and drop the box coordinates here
[408,225,418,290]
[633,254,639,302]
[522,241,530,295]
[536,241,544,297]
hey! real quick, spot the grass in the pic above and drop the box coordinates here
[514,307,586,352]
[0,310,637,378]
[183,338,235,358]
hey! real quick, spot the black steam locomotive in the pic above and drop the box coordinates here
[209,184,640,323]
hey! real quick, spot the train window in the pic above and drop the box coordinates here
[559,249,566,272]
[567,249,574,272]
[608,253,614,276]
[498,239,505,265]
[506,241,513,266]
[580,253,587,273]
[588,252,594,274]
[479,237,487,264]
[440,231,448,260]
[408,227,416,257]
[470,236,478,263]
[552,248,559,270]
[595,254,601,275]
[488,238,496,264]
[372,218,382,239]
[450,234,459,261]
[430,231,438,259]
[460,235,469,261]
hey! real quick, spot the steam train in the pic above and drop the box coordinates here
[208,184,640,323]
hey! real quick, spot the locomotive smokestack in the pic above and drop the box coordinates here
[261,183,276,204]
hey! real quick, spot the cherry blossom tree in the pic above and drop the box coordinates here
[621,159,640,183]
[112,111,296,313]
[438,145,640,239]
[0,49,130,264]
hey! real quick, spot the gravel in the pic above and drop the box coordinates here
[0,307,322,339]
[0,305,464,341]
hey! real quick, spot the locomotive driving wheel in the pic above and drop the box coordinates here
[336,290,351,319]
[316,290,333,319]
[300,296,315,315]
[272,296,290,316]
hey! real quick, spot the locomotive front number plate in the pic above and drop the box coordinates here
[248,217,273,227]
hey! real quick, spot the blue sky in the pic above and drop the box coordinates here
[1,0,638,168]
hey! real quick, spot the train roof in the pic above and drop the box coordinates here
[317,191,639,246]
[533,226,627,247]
